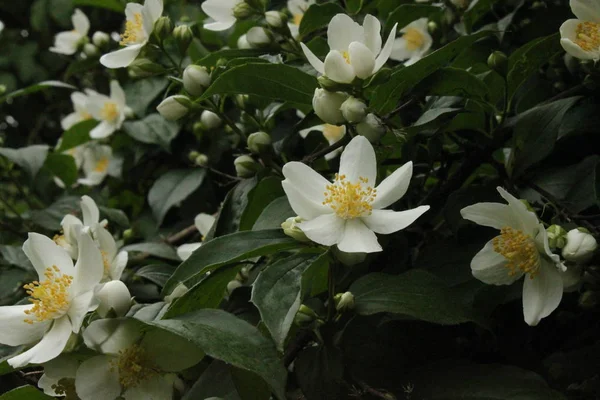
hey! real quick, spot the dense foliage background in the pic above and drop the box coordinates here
[0,0,599,399]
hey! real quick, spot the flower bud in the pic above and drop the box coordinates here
[546,225,567,249]
[427,21,438,34]
[340,96,367,123]
[234,94,249,109]
[247,131,272,153]
[195,154,209,167]
[356,113,385,142]
[237,34,252,49]
[234,155,258,178]
[83,43,99,57]
[265,11,287,28]
[562,228,598,264]
[92,31,110,47]
[334,292,355,312]
[173,25,193,52]
[95,281,132,318]
[281,216,310,242]
[165,283,188,303]
[123,228,134,241]
[312,88,348,125]
[487,51,508,76]
[233,2,254,19]
[188,150,200,162]
[129,58,166,75]
[246,27,271,48]
[183,65,211,96]
[157,95,190,121]
[154,16,173,41]
[578,290,599,310]
[227,280,243,295]
[295,304,318,325]
[200,110,222,130]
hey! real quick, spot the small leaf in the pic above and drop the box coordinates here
[98,206,130,228]
[0,145,49,179]
[44,153,77,187]
[415,67,489,99]
[72,0,124,12]
[29,196,79,230]
[0,385,54,400]
[123,113,180,150]
[135,264,176,287]
[252,197,295,231]
[148,169,206,225]
[121,242,180,261]
[55,119,98,152]
[123,77,169,117]
[299,3,345,37]
[463,0,503,33]
[212,178,257,237]
[0,81,75,104]
[239,177,284,231]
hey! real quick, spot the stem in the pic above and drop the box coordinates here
[127,223,198,264]
[0,193,23,221]
[327,262,336,321]
[302,135,350,165]
[157,42,181,74]
[207,99,248,141]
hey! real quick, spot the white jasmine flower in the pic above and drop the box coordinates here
[177,213,216,261]
[560,0,600,60]
[61,92,94,130]
[87,81,127,139]
[78,145,121,187]
[96,225,128,281]
[287,0,316,38]
[0,233,104,368]
[460,187,567,326]
[299,123,346,160]
[562,228,597,264]
[76,318,203,400]
[390,18,432,66]
[201,0,243,31]
[38,355,80,396]
[282,136,429,253]
[300,14,398,83]
[50,9,90,55]
[100,0,164,68]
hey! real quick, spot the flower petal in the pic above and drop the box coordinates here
[374,23,397,72]
[471,239,523,285]
[23,233,74,279]
[363,14,382,55]
[282,182,330,220]
[80,195,100,227]
[83,318,143,355]
[371,161,412,209]
[496,187,540,234]
[75,355,122,400]
[72,233,104,295]
[50,31,81,55]
[362,206,429,234]
[142,0,163,35]
[123,374,174,400]
[522,259,564,326]
[110,251,128,281]
[90,121,116,139]
[570,0,600,22]
[204,20,236,31]
[327,13,364,51]
[460,202,519,230]
[177,243,202,261]
[0,305,49,346]
[100,44,143,69]
[349,41,375,79]
[67,291,96,334]
[324,50,356,83]
[282,161,331,206]
[337,218,382,253]
[125,2,144,20]
[298,213,345,246]
[96,225,117,260]
[338,136,376,184]
[72,9,90,35]
[202,0,237,30]
[300,42,325,74]
[194,213,216,237]
[109,80,127,108]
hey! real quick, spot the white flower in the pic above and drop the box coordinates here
[282,136,429,253]
[156,95,190,121]
[460,187,567,326]
[96,225,128,281]
[0,233,103,368]
[100,0,163,68]
[300,14,398,83]
[177,213,216,261]
[38,355,80,396]
[87,81,127,139]
[562,228,597,264]
[50,9,90,55]
[95,280,132,317]
[201,0,243,31]
[287,0,315,38]
[299,123,346,160]
[78,144,121,186]
[55,195,106,259]
[76,318,203,400]
[312,88,348,125]
[61,91,94,130]
[0,20,4,35]
[390,18,432,66]
[560,0,600,60]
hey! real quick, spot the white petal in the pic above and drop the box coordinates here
[61,113,83,131]
[73,233,104,295]
[72,9,90,35]
[522,259,564,326]
[374,23,397,72]
[362,14,382,55]
[203,20,236,31]
[109,80,127,108]
[0,305,49,346]
[298,213,345,246]
[390,37,413,61]
[372,162,412,209]
[142,0,164,34]
[300,42,325,74]
[68,291,96,334]
[324,50,356,83]
[90,121,116,139]
[460,202,519,230]
[75,355,122,400]
[8,316,72,368]
[362,206,429,234]
[194,213,216,237]
[50,31,81,55]
[496,187,540,234]
[327,13,364,51]
[123,374,174,400]
[202,0,237,28]
[80,195,100,227]
[349,41,375,79]
[337,218,382,253]
[282,181,330,220]
[83,318,142,355]
[23,233,74,279]
[471,239,523,285]
[177,243,202,261]
[110,251,128,281]
[570,0,600,22]
[96,225,117,260]
[282,161,331,205]
[338,136,376,184]
[125,2,144,20]
[560,19,600,59]
[100,44,143,69]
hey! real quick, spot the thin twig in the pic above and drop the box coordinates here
[302,136,350,165]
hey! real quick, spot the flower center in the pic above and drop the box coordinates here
[120,13,144,46]
[94,157,110,173]
[100,102,119,122]
[322,124,345,142]
[112,345,158,388]
[575,21,600,52]
[493,227,540,278]
[23,266,73,324]
[323,174,376,219]
[403,28,425,51]
[293,14,303,26]
[80,111,92,120]
[342,50,351,64]
[101,251,111,278]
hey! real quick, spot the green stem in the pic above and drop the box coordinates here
[327,261,336,321]
[207,99,248,141]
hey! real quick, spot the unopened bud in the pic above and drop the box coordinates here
[427,21,438,34]
[173,25,193,52]
[246,27,272,47]
[233,2,254,19]
[247,131,272,153]
[200,110,222,130]
[281,216,310,242]
[157,95,191,121]
[563,228,598,264]
[83,43,99,57]
[234,94,249,109]
[312,88,349,125]
[195,154,209,167]
[265,11,287,28]
[123,228,134,240]
[129,58,165,74]
[234,155,258,178]
[487,51,508,76]
[183,65,211,96]
[92,31,110,47]
[334,292,355,312]
[188,150,200,162]
[165,283,188,303]
[95,280,132,318]
[317,75,349,92]
[356,113,385,142]
[154,16,173,41]
[237,34,252,49]
[546,225,567,250]
[295,304,318,325]
[227,279,243,295]
[578,290,599,310]
[340,96,367,123]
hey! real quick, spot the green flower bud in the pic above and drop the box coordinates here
[487,51,508,76]
[226,280,243,295]
[156,95,191,121]
[247,131,272,154]
[123,228,134,240]
[265,11,287,28]
[340,96,367,123]
[546,224,567,250]
[234,155,258,178]
[154,16,173,42]
[281,216,310,242]
[334,292,355,312]
[195,154,209,167]
[128,58,165,74]
[427,21,438,34]
[246,26,272,47]
[83,43,99,57]
[188,150,200,162]
[200,110,222,130]
[233,2,254,19]
[183,65,211,97]
[173,25,193,53]
[92,31,110,47]
[563,228,598,264]
[234,94,249,109]
[312,88,349,125]
[295,304,318,325]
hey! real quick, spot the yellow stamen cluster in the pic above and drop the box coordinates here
[403,28,425,51]
[101,251,111,277]
[100,102,119,122]
[342,50,351,64]
[322,124,345,142]
[323,174,376,219]
[120,13,143,46]
[94,157,110,173]
[112,345,158,388]
[575,21,600,52]
[293,14,303,26]
[53,233,67,247]
[493,227,540,278]
[23,266,73,324]
[80,111,92,120]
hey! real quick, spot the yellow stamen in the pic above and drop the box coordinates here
[120,13,144,46]
[293,14,303,26]
[100,102,119,122]
[101,251,111,277]
[111,345,158,388]
[342,50,351,64]
[575,21,600,52]
[322,174,376,219]
[493,227,541,279]
[80,111,92,120]
[94,157,109,173]
[23,266,73,324]
[322,124,345,142]
[403,28,425,51]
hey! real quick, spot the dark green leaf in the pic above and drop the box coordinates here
[135,264,176,287]
[294,345,344,400]
[72,0,124,12]
[123,113,180,150]
[231,367,271,400]
[98,206,130,228]
[0,81,75,104]
[123,77,169,117]
[0,385,54,399]
[44,153,77,187]
[416,67,489,99]
[252,196,295,231]
[121,242,180,261]
[196,49,272,66]
[299,3,345,37]
[463,0,502,33]
[183,361,241,400]
[346,0,363,14]
[239,177,284,231]
[55,119,98,152]
[148,169,206,225]
[212,178,257,237]
[0,145,49,179]
[29,196,79,230]
[0,246,33,270]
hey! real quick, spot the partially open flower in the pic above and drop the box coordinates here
[560,0,600,60]
[50,9,90,55]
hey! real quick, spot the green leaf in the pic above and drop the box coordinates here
[251,252,326,351]
[346,0,363,14]
[148,169,207,225]
[0,385,54,400]
[29,196,79,230]
[123,77,169,117]
[152,309,287,400]
[385,4,443,31]
[371,31,490,114]
[212,178,257,237]
[463,0,502,33]
[0,246,33,270]
[44,153,77,187]
[183,361,240,400]
[294,345,344,400]
[239,177,284,231]
[0,145,49,179]
[123,113,180,150]
[72,0,124,12]
[196,49,272,66]
[163,229,302,294]
[55,119,98,152]
[416,67,489,99]
[350,270,481,325]
[135,264,176,287]
[231,367,271,400]
[299,3,345,37]
[252,197,295,231]
[121,242,180,261]
[199,63,318,106]
[98,206,130,228]
[0,81,75,104]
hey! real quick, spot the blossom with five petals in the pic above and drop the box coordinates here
[78,144,121,186]
[50,9,90,55]
[201,0,243,31]
[560,0,600,60]
[390,18,432,66]
[86,81,128,139]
